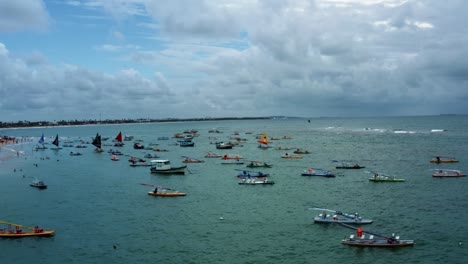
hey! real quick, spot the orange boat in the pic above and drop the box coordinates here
[0,221,55,238]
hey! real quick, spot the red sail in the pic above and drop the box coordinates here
[115,132,123,142]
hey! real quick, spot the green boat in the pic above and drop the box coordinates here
[246,161,272,168]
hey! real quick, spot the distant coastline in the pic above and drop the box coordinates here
[0,116,278,129]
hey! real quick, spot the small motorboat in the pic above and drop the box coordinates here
[179,141,195,147]
[216,142,233,149]
[204,152,222,158]
[30,178,47,189]
[111,155,119,161]
[221,160,244,165]
[312,208,373,224]
[237,170,270,179]
[133,143,145,149]
[340,224,414,247]
[302,168,335,177]
[432,169,465,177]
[150,160,186,174]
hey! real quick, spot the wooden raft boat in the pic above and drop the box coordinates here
[0,221,55,238]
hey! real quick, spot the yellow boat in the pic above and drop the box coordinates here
[0,221,55,238]
[430,156,459,163]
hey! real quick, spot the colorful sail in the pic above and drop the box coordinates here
[52,134,59,147]
[115,132,123,142]
[257,132,269,145]
[38,133,45,144]
[92,133,102,148]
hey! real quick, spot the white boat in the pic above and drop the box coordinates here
[432,169,465,177]
[238,178,275,185]
[30,177,47,189]
[150,160,186,174]
[311,208,373,224]
[340,224,414,247]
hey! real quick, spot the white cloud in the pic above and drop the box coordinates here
[0,0,50,32]
[1,0,468,120]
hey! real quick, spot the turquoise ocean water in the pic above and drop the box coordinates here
[1,116,467,264]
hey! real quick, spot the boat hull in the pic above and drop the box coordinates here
[30,184,47,189]
[313,217,373,224]
[150,166,187,174]
[369,178,405,182]
[342,239,414,247]
[0,230,55,238]
[336,166,365,169]
[430,160,458,163]
[432,173,466,177]
[302,173,335,177]
[238,179,275,185]
[148,191,186,197]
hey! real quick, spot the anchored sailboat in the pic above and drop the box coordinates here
[92,133,104,152]
[35,133,47,150]
[50,134,62,150]
[114,132,124,147]
[257,132,270,148]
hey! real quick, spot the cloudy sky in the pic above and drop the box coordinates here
[0,0,467,121]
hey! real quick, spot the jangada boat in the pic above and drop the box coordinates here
[257,132,271,149]
[368,173,405,182]
[301,168,335,177]
[144,184,186,197]
[369,177,405,182]
[293,149,310,154]
[340,224,414,247]
[150,160,187,174]
[238,178,275,185]
[182,157,204,163]
[236,170,270,179]
[281,153,303,159]
[430,156,459,163]
[222,154,242,160]
[204,152,222,158]
[432,169,466,178]
[50,134,63,150]
[246,161,273,168]
[311,208,373,224]
[92,132,104,152]
[334,161,365,169]
[0,220,55,238]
